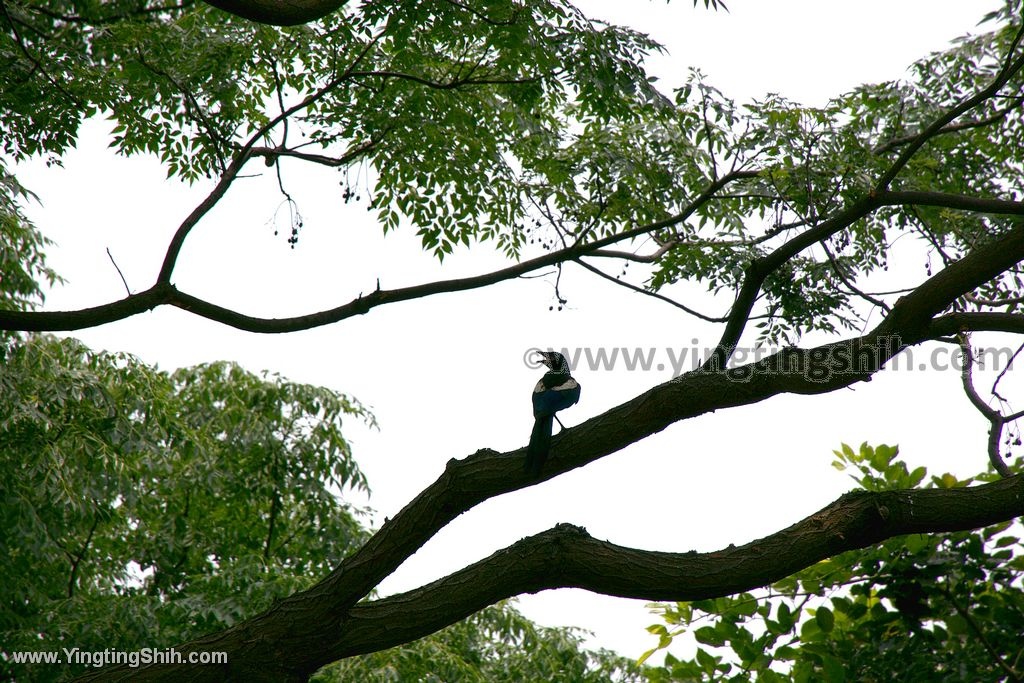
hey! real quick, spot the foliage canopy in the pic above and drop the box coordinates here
[642,444,1024,681]
[0,333,640,682]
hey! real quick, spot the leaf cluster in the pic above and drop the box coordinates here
[640,442,1024,682]
[0,335,372,680]
[320,600,644,682]
[1,0,669,257]
[648,5,1024,343]
[0,333,639,682]
[5,3,1021,348]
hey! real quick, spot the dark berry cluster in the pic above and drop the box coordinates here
[523,219,558,251]
[341,185,361,204]
[548,295,567,312]
[287,219,302,248]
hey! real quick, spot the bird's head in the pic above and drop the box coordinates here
[537,350,569,373]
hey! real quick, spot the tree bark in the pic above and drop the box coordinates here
[202,0,346,25]
[74,475,1024,681]
[63,218,1024,680]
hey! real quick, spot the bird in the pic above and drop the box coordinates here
[525,350,581,478]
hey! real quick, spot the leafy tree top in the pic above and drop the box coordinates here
[1,0,666,257]
[641,443,1024,682]
[0,333,640,682]
[1,1,1023,351]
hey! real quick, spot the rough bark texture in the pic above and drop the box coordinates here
[69,216,1024,681]
[203,0,346,25]
[75,476,1024,681]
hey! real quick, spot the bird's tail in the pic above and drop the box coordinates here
[525,415,553,478]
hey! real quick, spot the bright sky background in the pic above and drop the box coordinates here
[14,0,1012,664]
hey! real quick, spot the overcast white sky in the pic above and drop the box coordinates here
[15,0,1013,663]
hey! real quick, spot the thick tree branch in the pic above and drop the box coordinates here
[0,170,760,332]
[928,311,1024,337]
[701,193,877,371]
[882,191,1024,215]
[702,192,1024,371]
[78,474,1024,680]
[701,26,1024,370]
[201,0,345,25]
[35,11,1024,682]
[7,163,1021,334]
[226,218,1024,618]
[333,476,1024,657]
[73,217,1024,681]
[876,229,1024,344]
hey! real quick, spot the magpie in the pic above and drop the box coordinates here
[525,350,581,478]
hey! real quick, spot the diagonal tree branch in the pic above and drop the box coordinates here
[701,193,1024,372]
[4,184,1022,335]
[42,11,1024,683]
[0,170,761,332]
[201,0,346,26]
[928,311,1024,337]
[79,467,1024,680]
[572,257,728,322]
[330,474,1024,659]
[261,217,1024,615]
[71,208,1024,682]
[958,332,1012,476]
[874,22,1024,190]
[873,95,1024,155]
[701,25,1024,371]
[155,30,387,284]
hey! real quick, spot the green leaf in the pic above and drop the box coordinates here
[694,625,726,647]
[820,654,846,682]
[695,647,718,674]
[908,466,927,487]
[814,606,835,633]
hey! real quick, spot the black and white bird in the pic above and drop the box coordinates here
[525,350,581,478]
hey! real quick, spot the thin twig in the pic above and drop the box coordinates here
[156,29,389,283]
[820,241,890,312]
[106,248,131,295]
[958,332,1011,477]
[992,341,1024,401]
[942,586,1021,682]
[968,292,1024,308]
[573,258,727,322]
[67,511,100,599]
[873,96,1024,155]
